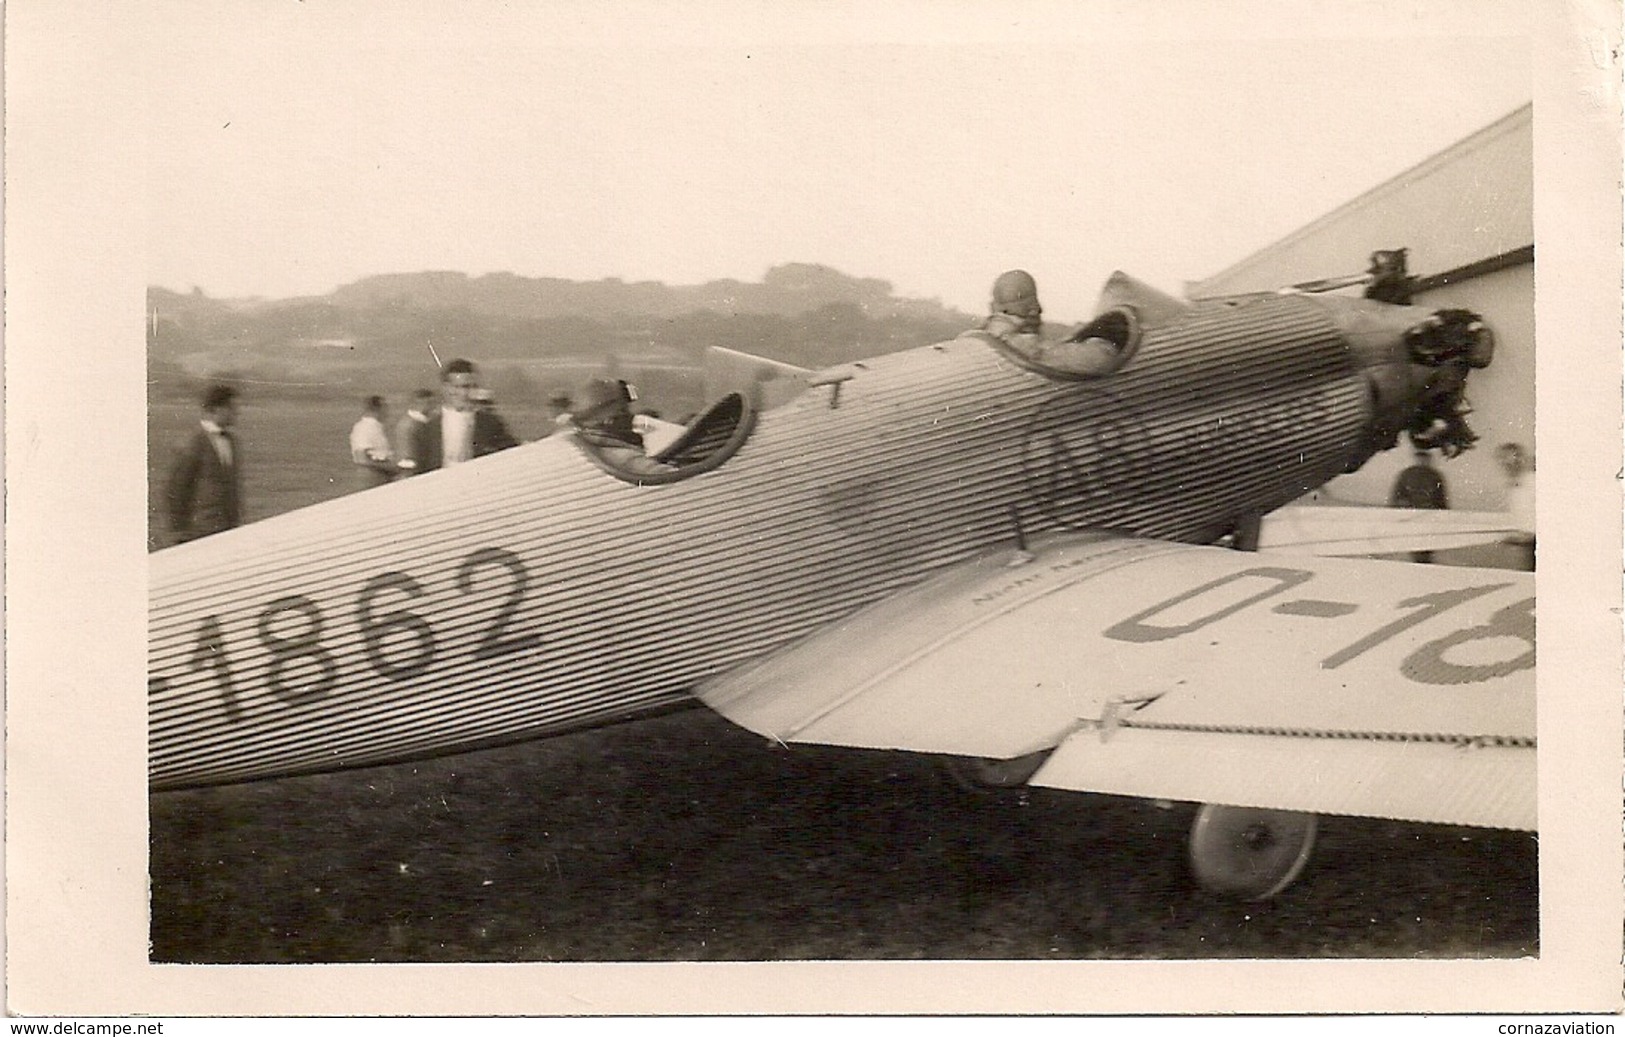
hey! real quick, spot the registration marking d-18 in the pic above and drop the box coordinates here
[1103,566,1534,686]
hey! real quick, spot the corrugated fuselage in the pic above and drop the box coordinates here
[150,295,1370,788]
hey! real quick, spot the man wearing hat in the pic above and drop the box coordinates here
[163,382,244,545]
[563,378,676,477]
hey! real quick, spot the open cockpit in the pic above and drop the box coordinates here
[568,346,810,484]
[969,271,1191,382]
[572,390,757,484]
[966,304,1144,381]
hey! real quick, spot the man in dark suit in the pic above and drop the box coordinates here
[1389,446,1449,563]
[393,388,437,475]
[418,358,519,471]
[164,383,243,545]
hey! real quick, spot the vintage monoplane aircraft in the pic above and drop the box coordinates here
[149,272,1530,899]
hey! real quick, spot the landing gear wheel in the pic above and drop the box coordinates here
[940,751,1049,794]
[1188,804,1317,899]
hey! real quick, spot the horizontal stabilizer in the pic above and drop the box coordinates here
[703,346,812,409]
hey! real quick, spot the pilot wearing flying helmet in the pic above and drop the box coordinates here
[968,269,1123,377]
[986,269,1045,337]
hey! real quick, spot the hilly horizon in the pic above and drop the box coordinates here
[148,262,980,412]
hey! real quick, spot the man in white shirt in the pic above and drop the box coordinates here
[1496,441,1536,571]
[441,369,478,466]
[419,358,519,471]
[349,395,397,490]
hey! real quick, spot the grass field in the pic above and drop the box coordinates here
[148,391,1538,964]
[147,391,562,548]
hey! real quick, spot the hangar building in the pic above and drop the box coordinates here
[1187,104,1533,515]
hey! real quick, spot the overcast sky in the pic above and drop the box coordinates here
[138,1,1533,320]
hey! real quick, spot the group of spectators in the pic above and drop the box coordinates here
[347,358,520,491]
[163,357,667,546]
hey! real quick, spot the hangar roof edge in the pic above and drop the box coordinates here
[1190,104,1533,297]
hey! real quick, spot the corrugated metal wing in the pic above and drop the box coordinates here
[1031,727,1535,830]
[698,533,1534,829]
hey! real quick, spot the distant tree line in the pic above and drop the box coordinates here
[147,264,976,415]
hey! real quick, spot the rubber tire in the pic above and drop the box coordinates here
[1188,804,1317,899]
[939,751,1050,795]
